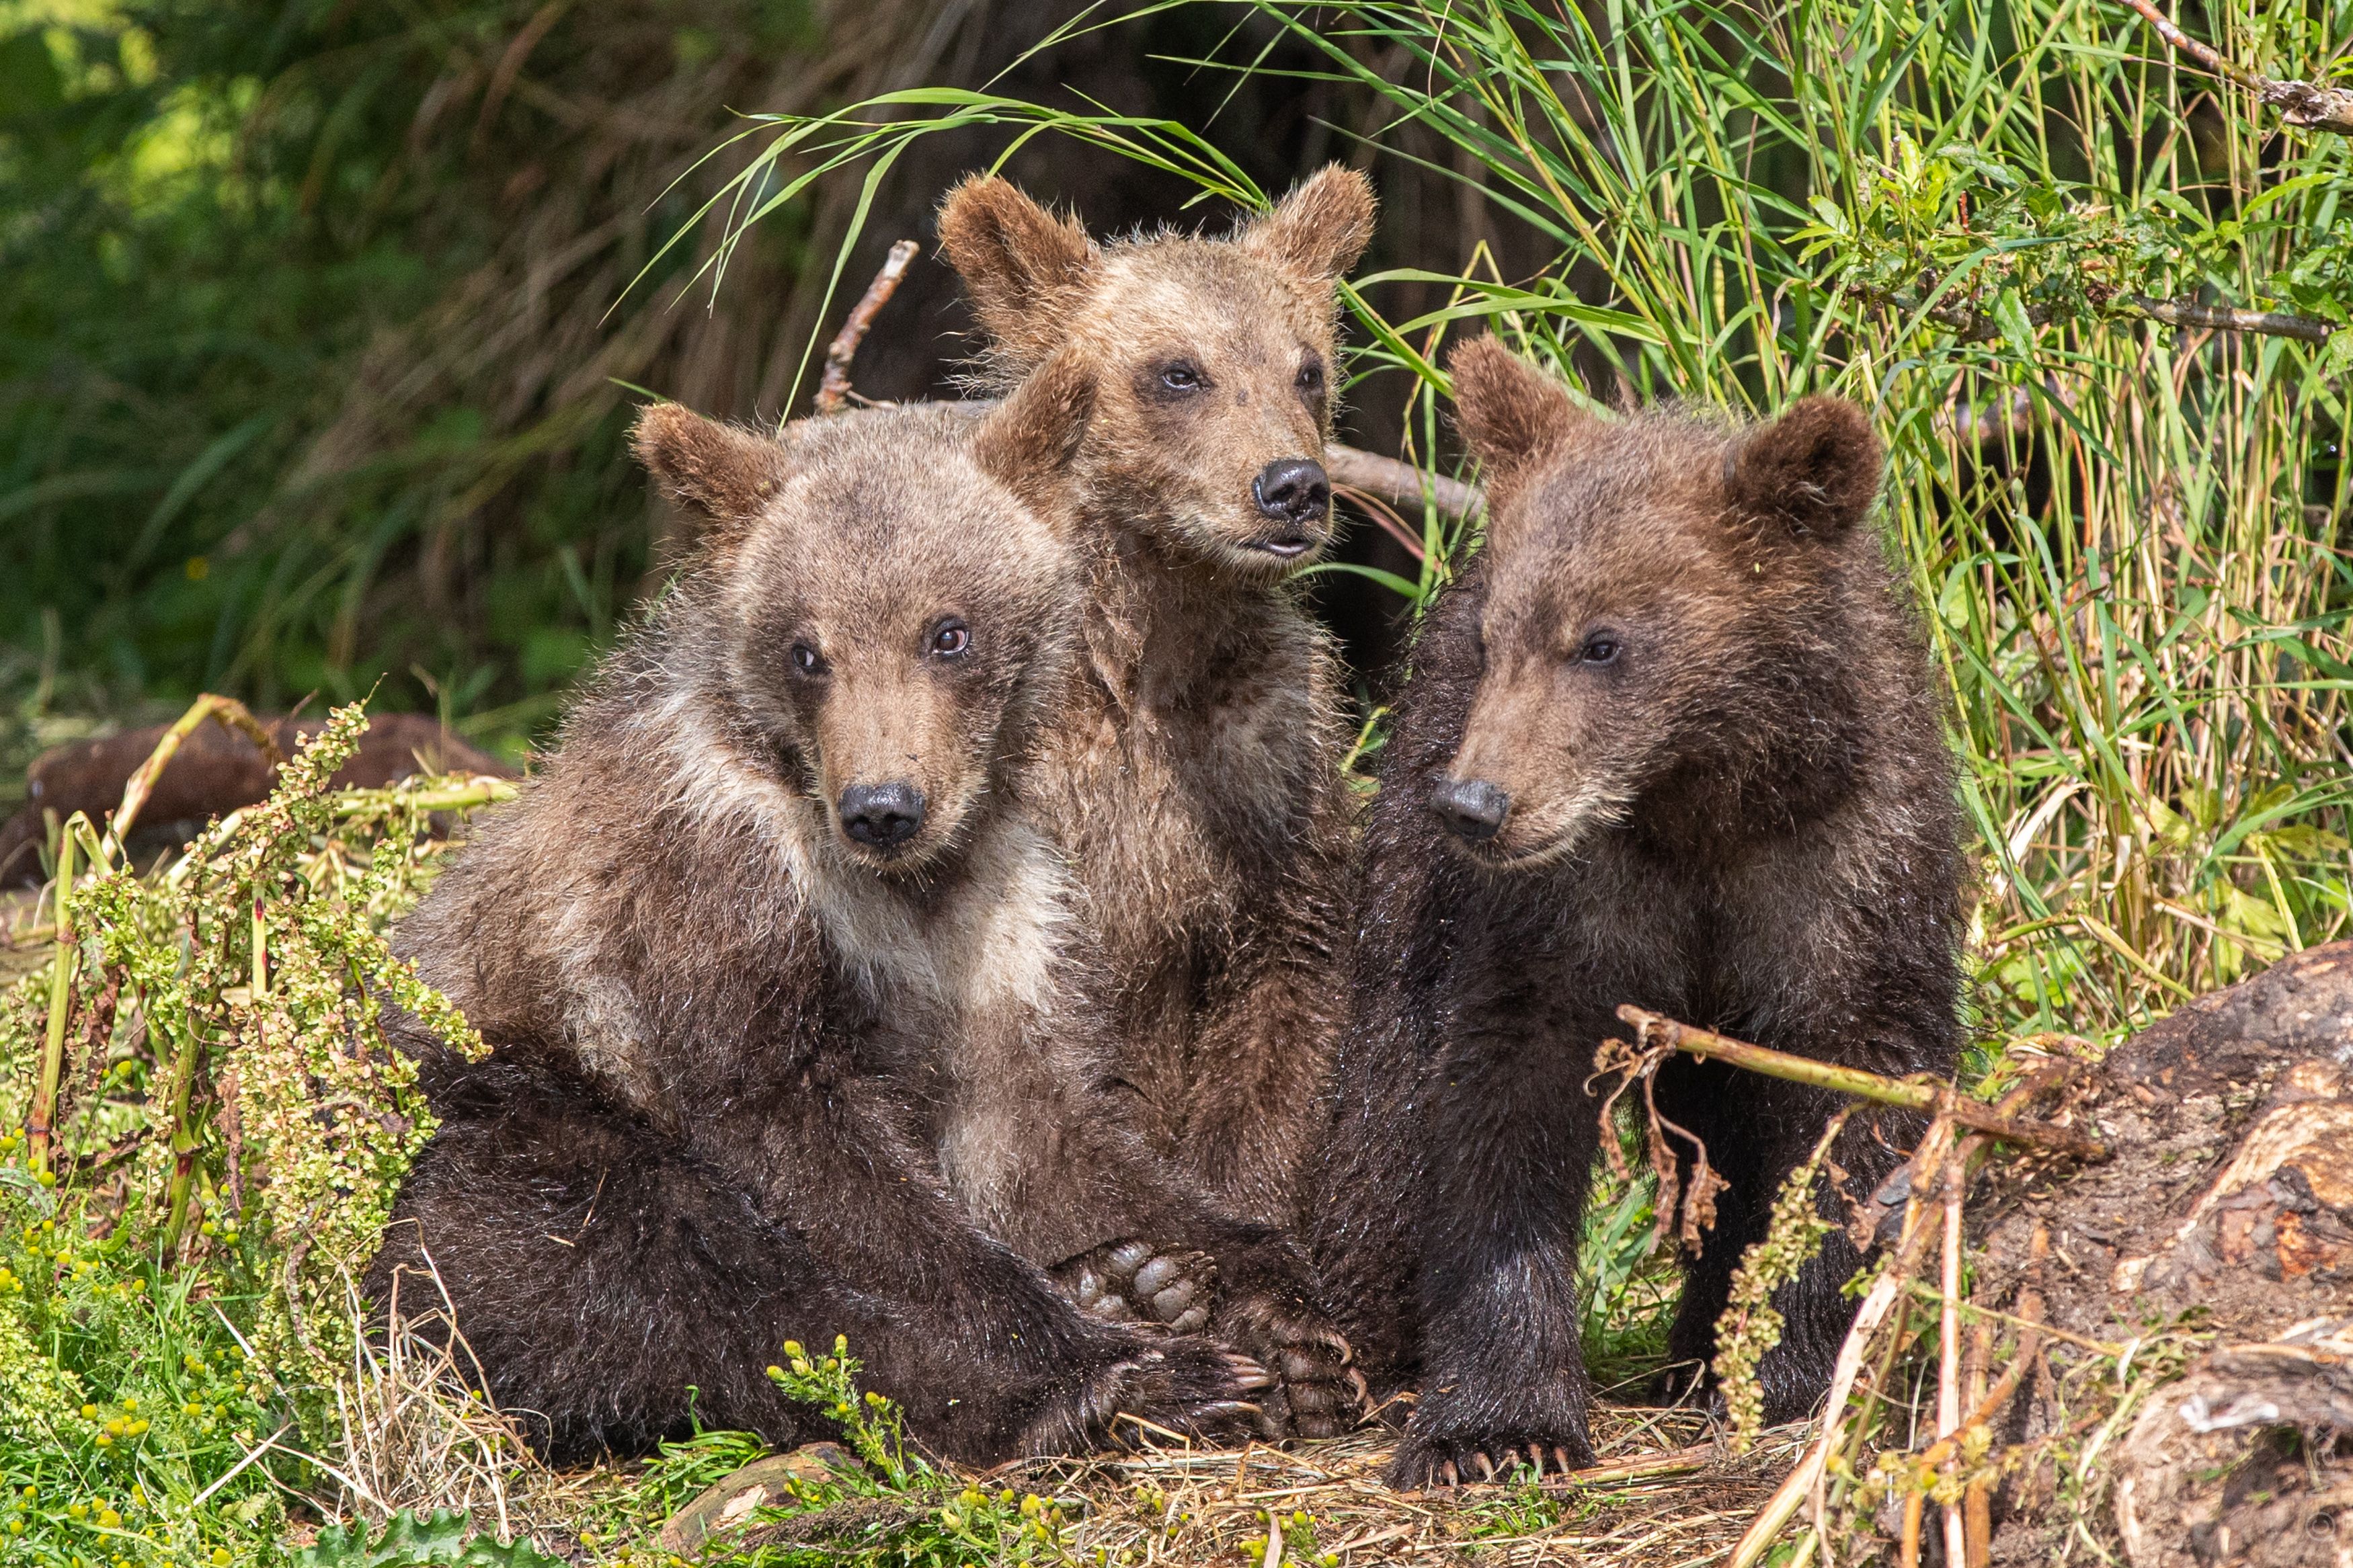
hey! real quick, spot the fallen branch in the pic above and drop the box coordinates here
[1325,445,1483,521]
[815,239,919,416]
[2117,0,2353,135]
[1615,1006,2108,1159]
[2122,292,2336,343]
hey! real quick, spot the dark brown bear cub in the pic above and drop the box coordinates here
[1313,337,1965,1489]
[367,376,1283,1467]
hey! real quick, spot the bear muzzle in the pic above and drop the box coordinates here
[1431,777,1511,843]
[836,781,928,850]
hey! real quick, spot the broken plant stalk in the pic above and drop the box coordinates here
[1740,1072,2075,1568]
[102,693,280,863]
[1616,1005,2105,1157]
[159,941,208,1257]
[29,819,80,1180]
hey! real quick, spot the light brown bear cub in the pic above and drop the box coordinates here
[370,378,1297,1464]
[936,167,1371,1288]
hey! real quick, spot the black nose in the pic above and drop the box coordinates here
[1431,778,1510,842]
[838,782,926,848]
[1252,458,1330,526]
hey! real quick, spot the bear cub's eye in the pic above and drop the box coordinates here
[791,643,825,675]
[1160,362,1203,393]
[1296,356,1325,396]
[928,618,971,658]
[1577,633,1622,665]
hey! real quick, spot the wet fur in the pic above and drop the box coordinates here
[368,397,1280,1466]
[938,169,1372,1233]
[1313,339,1967,1488]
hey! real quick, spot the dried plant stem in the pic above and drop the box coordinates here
[1616,1006,2106,1157]
[1938,1157,1966,1568]
[1731,1117,1956,1568]
[815,239,918,415]
[29,821,79,1179]
[251,893,268,1001]
[103,693,280,860]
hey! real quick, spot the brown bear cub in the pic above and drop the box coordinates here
[1312,338,1966,1488]
[936,168,1370,1245]
[369,378,1309,1466]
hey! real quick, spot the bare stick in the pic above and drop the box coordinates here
[1326,445,1484,521]
[1882,276,2335,344]
[815,240,920,416]
[2122,293,2337,343]
[2116,0,2353,134]
[1616,1006,2106,1158]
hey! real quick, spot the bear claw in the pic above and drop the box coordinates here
[1388,1430,1595,1490]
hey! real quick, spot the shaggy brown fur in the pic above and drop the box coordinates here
[368,379,1303,1467]
[1312,337,1966,1489]
[936,167,1369,1232]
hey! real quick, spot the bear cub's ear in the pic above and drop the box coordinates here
[1240,164,1378,284]
[971,352,1095,513]
[1447,334,1586,497]
[938,175,1096,371]
[1727,395,1883,539]
[631,404,791,534]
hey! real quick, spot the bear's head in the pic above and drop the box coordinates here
[939,165,1375,581]
[1430,335,1886,868]
[632,361,1090,875]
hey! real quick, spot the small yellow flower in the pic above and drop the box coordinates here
[97,1508,121,1529]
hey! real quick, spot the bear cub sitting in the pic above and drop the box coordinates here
[1313,337,1966,1488]
[369,373,1288,1465]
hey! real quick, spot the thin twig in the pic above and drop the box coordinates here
[1880,276,2335,344]
[2116,0,2353,134]
[815,240,919,415]
[1616,1007,2107,1158]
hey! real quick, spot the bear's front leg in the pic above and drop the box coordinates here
[1390,1001,1605,1489]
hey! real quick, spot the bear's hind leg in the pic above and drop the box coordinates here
[368,1066,834,1461]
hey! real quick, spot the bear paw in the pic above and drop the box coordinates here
[1025,1337,1270,1454]
[1057,1239,1218,1335]
[1221,1294,1369,1442]
[1386,1426,1595,1491]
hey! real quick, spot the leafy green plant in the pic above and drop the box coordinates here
[296,1510,566,1568]
[0,700,508,1561]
